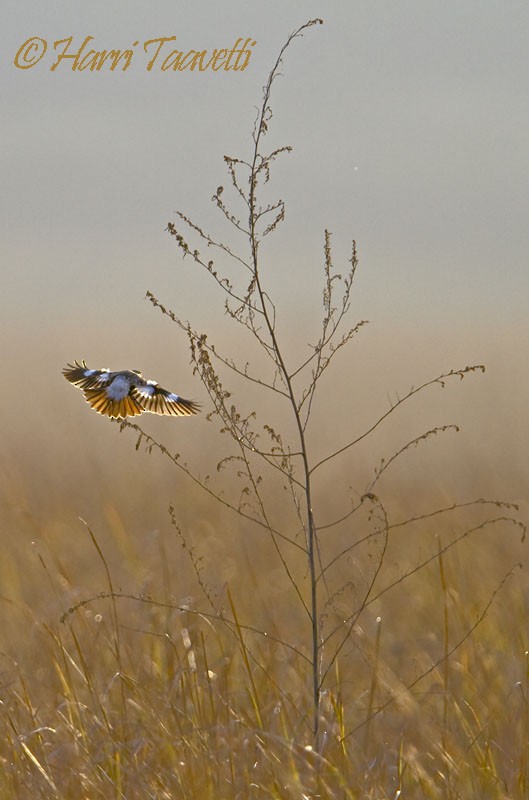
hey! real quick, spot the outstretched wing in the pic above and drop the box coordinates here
[82,388,144,419]
[63,361,200,419]
[131,382,200,416]
[63,360,112,390]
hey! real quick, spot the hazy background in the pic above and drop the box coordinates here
[2,0,529,552]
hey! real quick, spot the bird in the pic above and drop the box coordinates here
[63,360,200,419]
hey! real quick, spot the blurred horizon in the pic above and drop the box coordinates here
[2,0,528,545]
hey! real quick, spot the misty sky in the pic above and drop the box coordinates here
[2,1,529,497]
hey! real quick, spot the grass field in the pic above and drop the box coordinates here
[0,423,527,799]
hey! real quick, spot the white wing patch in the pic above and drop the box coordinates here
[92,371,111,384]
[133,383,156,398]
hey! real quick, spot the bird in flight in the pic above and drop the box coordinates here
[63,360,200,419]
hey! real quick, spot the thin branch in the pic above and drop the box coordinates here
[319,495,520,535]
[118,420,306,553]
[310,366,486,475]
[61,590,311,665]
[166,221,259,309]
[366,424,460,492]
[320,496,390,686]
[323,514,524,650]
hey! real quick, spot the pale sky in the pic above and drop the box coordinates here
[2,0,529,503]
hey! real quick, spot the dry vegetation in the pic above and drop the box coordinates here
[0,455,527,799]
[1,19,527,800]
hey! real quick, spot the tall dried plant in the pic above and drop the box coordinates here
[120,19,523,744]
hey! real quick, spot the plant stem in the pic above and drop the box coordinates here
[247,29,322,739]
